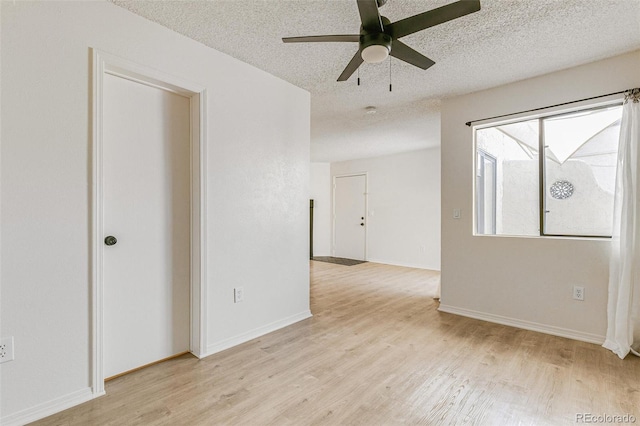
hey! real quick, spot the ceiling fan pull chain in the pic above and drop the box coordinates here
[389,57,392,92]
[358,67,360,86]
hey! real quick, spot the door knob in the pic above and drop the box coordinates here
[104,236,118,246]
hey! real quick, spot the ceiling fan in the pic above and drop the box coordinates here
[282,0,481,81]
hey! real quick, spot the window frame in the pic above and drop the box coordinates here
[476,149,497,235]
[473,100,623,239]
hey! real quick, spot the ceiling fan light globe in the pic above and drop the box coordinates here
[361,44,390,63]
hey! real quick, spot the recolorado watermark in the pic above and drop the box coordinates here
[576,413,637,423]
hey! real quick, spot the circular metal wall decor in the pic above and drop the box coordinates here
[550,180,574,200]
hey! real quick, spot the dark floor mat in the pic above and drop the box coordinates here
[311,256,367,266]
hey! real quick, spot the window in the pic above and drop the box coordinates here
[475,103,622,238]
[476,150,497,234]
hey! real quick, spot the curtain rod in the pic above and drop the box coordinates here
[464,89,629,127]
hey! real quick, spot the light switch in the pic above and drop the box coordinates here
[453,209,461,219]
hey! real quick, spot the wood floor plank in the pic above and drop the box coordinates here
[31,261,640,425]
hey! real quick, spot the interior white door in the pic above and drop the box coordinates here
[334,175,366,260]
[103,73,191,378]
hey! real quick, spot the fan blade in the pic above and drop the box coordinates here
[357,0,384,32]
[282,35,360,43]
[337,50,364,81]
[388,0,480,39]
[390,40,435,70]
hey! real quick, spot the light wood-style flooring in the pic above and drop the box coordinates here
[34,261,640,425]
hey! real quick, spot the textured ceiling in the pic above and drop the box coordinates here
[112,0,640,162]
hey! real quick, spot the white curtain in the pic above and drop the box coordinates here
[603,88,640,359]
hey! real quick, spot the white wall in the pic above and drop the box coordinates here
[331,149,441,270]
[310,163,331,256]
[0,2,310,423]
[440,50,640,342]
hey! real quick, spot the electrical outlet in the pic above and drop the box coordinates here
[573,286,585,301]
[234,287,244,303]
[0,337,15,363]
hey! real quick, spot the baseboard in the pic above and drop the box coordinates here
[366,258,440,271]
[1,387,102,426]
[310,252,331,257]
[204,310,312,357]
[437,304,605,345]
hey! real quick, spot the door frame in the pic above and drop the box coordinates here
[332,172,368,260]
[91,49,208,396]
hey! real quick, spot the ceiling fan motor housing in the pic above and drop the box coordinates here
[360,32,392,63]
